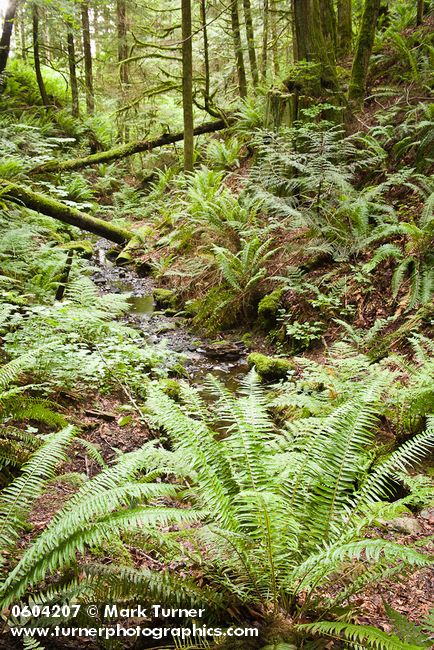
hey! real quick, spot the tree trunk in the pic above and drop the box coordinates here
[348,0,381,103]
[200,0,211,105]
[416,0,424,25]
[32,3,49,107]
[0,0,19,91]
[116,0,128,85]
[266,0,339,130]
[93,3,99,60]
[81,1,94,114]
[320,0,337,57]
[18,5,27,61]
[181,0,194,172]
[270,0,280,77]
[242,0,259,86]
[292,0,338,93]
[1,181,133,244]
[261,0,269,82]
[337,0,352,56]
[31,118,234,174]
[67,25,79,117]
[230,0,247,98]
[116,0,129,141]
[55,250,74,301]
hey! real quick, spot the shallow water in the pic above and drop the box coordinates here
[92,241,248,393]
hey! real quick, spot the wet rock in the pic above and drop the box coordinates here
[387,516,424,535]
[153,288,177,309]
[156,323,177,334]
[248,352,294,381]
[201,341,245,359]
[419,507,434,525]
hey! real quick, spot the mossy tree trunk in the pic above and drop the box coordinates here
[266,0,339,130]
[292,0,338,93]
[337,0,352,56]
[1,181,133,244]
[261,0,269,81]
[200,0,211,109]
[117,0,128,86]
[0,0,19,91]
[66,22,80,117]
[320,0,337,58]
[181,0,194,172]
[31,117,234,174]
[81,0,94,114]
[416,0,424,25]
[270,0,280,77]
[230,0,247,98]
[348,0,381,103]
[116,0,129,141]
[32,3,49,107]
[242,0,259,87]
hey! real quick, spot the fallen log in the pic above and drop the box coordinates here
[31,117,235,174]
[1,181,133,244]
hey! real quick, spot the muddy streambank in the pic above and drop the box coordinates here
[92,241,249,392]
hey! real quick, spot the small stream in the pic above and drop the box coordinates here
[92,242,249,392]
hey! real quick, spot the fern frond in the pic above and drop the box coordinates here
[297,621,424,649]
[0,426,76,558]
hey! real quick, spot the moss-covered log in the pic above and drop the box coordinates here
[1,181,133,244]
[31,118,234,175]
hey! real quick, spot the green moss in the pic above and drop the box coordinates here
[152,288,177,309]
[257,288,284,329]
[248,352,294,381]
[61,240,94,256]
[241,332,253,347]
[160,379,182,400]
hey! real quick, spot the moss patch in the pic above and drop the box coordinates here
[160,379,182,400]
[257,288,284,329]
[152,288,177,309]
[248,352,294,381]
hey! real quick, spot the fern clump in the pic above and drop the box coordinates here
[143,372,434,647]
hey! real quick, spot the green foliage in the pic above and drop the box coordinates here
[364,188,434,308]
[283,319,325,352]
[0,426,77,565]
[143,372,433,644]
[369,102,434,173]
[213,236,276,304]
[297,621,426,649]
[249,121,390,260]
[206,137,243,170]
[0,353,67,476]
[0,440,202,609]
[384,603,432,647]
[235,96,266,133]
[174,166,260,246]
